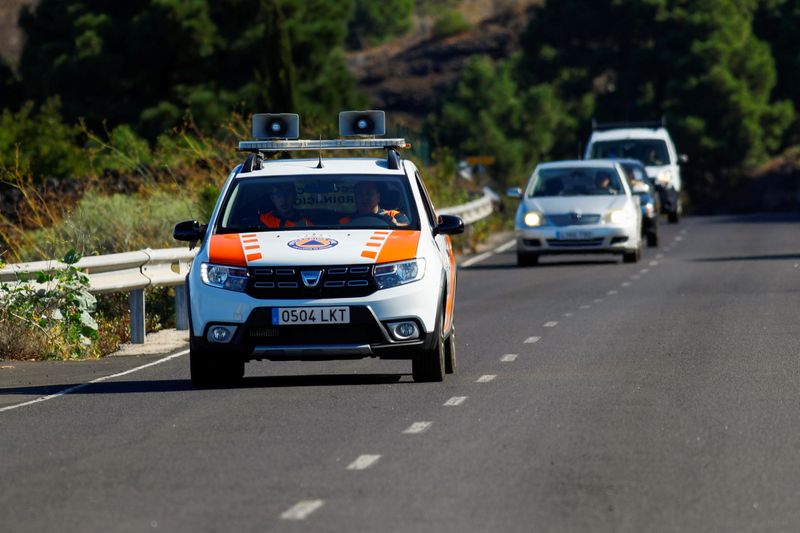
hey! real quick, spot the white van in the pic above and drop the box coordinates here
[584,120,687,223]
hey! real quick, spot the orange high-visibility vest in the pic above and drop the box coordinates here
[260,212,313,228]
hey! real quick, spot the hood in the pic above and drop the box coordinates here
[207,229,421,267]
[523,195,627,214]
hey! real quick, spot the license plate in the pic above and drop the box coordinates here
[556,230,594,240]
[272,307,350,325]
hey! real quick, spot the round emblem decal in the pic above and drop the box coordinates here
[288,237,339,251]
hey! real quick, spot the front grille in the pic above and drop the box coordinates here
[546,238,605,247]
[246,265,376,299]
[548,214,601,226]
[243,307,384,345]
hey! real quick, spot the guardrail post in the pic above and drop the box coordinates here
[130,289,146,344]
[175,284,188,331]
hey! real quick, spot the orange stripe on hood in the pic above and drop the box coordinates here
[376,230,421,264]
[209,234,247,266]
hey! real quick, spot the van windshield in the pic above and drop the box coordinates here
[217,174,419,232]
[590,140,670,166]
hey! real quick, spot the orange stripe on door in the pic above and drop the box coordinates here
[375,231,421,264]
[209,234,247,267]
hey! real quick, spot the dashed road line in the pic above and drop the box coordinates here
[403,421,433,434]
[580,305,591,309]
[347,455,382,470]
[607,290,618,295]
[675,236,683,241]
[476,375,496,383]
[640,268,650,274]
[500,354,518,362]
[563,312,574,317]
[524,336,541,344]
[281,500,325,521]
[631,275,640,280]
[444,396,468,406]
[543,321,558,328]
[649,261,659,266]
[593,298,603,303]
[621,282,632,287]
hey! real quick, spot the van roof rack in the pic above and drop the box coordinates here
[592,117,666,131]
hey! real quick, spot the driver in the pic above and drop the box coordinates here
[260,182,313,228]
[339,181,410,226]
[595,172,617,194]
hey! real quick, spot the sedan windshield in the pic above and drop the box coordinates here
[217,174,419,232]
[590,139,670,166]
[528,167,625,197]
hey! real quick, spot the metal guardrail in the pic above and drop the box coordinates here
[0,190,497,344]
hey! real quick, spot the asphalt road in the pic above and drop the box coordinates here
[2,213,800,532]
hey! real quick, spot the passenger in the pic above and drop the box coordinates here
[340,182,410,226]
[595,172,617,194]
[260,182,313,228]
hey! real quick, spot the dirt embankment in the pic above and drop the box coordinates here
[346,1,539,129]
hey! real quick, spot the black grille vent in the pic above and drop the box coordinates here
[246,265,376,299]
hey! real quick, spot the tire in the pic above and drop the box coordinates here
[668,210,680,224]
[190,336,244,389]
[623,246,641,264]
[412,310,446,383]
[646,231,659,248]
[517,252,539,267]
[444,326,456,375]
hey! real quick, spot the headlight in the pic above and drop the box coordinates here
[656,170,672,185]
[200,263,249,292]
[606,209,632,225]
[373,258,425,290]
[523,211,544,227]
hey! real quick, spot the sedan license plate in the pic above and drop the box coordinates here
[556,230,594,240]
[272,307,350,325]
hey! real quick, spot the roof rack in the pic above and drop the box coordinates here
[592,117,666,131]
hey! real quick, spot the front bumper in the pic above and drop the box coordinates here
[515,224,638,255]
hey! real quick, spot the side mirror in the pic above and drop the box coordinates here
[679,154,689,164]
[434,214,465,236]
[173,220,207,243]
[506,187,523,199]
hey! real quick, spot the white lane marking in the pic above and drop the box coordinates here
[680,229,687,235]
[607,290,618,295]
[593,298,603,303]
[403,421,433,434]
[621,282,632,287]
[640,268,650,274]
[281,500,325,520]
[656,254,664,259]
[444,396,468,406]
[674,236,683,241]
[347,455,381,470]
[0,350,188,413]
[649,261,659,266]
[500,354,518,362]
[524,336,541,344]
[476,374,496,383]
[580,305,591,309]
[563,312,574,317]
[543,321,558,328]
[460,239,517,268]
[631,275,640,280]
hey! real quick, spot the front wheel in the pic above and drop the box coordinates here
[646,231,659,247]
[444,326,456,374]
[412,312,445,382]
[517,252,539,267]
[668,210,680,224]
[622,246,641,263]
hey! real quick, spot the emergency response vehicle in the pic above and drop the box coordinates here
[174,111,464,387]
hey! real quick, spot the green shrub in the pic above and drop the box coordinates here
[0,251,99,360]
[16,190,199,261]
[432,9,471,38]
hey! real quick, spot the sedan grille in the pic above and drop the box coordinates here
[246,265,376,299]
[548,213,601,226]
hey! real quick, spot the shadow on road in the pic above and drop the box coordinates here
[708,212,800,224]
[465,258,619,270]
[0,373,406,396]
[693,253,800,263]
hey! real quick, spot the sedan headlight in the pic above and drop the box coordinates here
[656,170,672,186]
[201,263,249,292]
[373,258,425,290]
[523,211,544,227]
[605,209,632,225]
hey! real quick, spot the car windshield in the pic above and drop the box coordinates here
[528,167,625,197]
[590,139,670,166]
[217,174,419,232]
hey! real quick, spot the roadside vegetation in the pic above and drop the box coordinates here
[1,0,799,359]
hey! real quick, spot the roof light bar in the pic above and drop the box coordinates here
[238,138,409,152]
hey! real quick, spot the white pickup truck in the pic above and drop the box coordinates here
[584,120,687,223]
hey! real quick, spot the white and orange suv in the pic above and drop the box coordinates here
[174,111,464,387]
